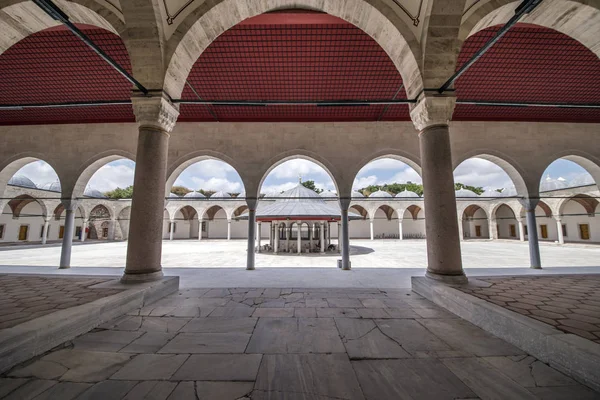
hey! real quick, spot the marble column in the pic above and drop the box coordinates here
[309,222,314,252]
[108,218,116,241]
[369,219,374,240]
[59,200,78,269]
[297,221,302,254]
[124,93,178,282]
[488,218,498,240]
[198,219,203,240]
[246,198,257,270]
[80,218,88,242]
[410,94,464,282]
[169,220,175,241]
[257,222,262,252]
[320,222,325,254]
[227,220,231,240]
[518,218,525,242]
[398,219,403,240]
[519,198,542,269]
[337,222,341,253]
[269,222,273,248]
[555,217,564,244]
[41,218,50,245]
[274,224,279,254]
[286,222,290,252]
[340,198,351,270]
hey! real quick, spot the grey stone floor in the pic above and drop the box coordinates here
[2,287,599,399]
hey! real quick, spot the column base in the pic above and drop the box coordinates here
[121,270,164,283]
[58,265,70,270]
[530,265,542,270]
[246,265,255,271]
[425,270,468,284]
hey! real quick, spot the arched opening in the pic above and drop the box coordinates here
[75,157,136,200]
[402,205,425,240]
[259,157,338,198]
[230,205,249,240]
[0,194,48,243]
[493,204,519,240]
[117,206,131,240]
[540,158,598,192]
[88,205,112,240]
[2,159,61,196]
[461,205,489,239]
[453,157,520,198]
[169,158,244,200]
[558,195,599,243]
[520,200,555,242]
[372,205,401,240]
[353,157,422,198]
[201,205,228,239]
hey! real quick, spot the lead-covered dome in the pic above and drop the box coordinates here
[320,190,337,198]
[351,191,365,198]
[8,174,37,189]
[481,188,506,198]
[540,175,569,191]
[84,186,107,198]
[211,191,232,199]
[395,190,419,198]
[184,191,206,198]
[39,181,61,192]
[369,190,393,198]
[168,192,180,198]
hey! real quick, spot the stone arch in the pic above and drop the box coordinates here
[462,204,489,220]
[558,194,599,217]
[70,151,135,199]
[231,205,248,219]
[349,204,368,219]
[490,202,518,220]
[117,205,131,240]
[0,0,125,55]
[453,152,528,197]
[6,194,48,219]
[540,153,600,192]
[460,1,600,58]
[53,203,86,221]
[165,151,246,195]
[370,204,397,221]
[202,205,226,221]
[258,151,341,199]
[89,204,112,220]
[170,204,200,222]
[519,200,552,218]
[404,204,422,221]
[0,154,61,198]
[163,0,423,100]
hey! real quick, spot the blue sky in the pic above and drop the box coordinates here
[13,157,594,194]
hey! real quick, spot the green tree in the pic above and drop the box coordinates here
[198,189,216,197]
[301,180,323,193]
[171,185,191,196]
[104,185,134,199]
[454,182,484,195]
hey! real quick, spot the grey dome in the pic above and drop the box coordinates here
[84,186,107,199]
[211,191,232,199]
[395,190,419,198]
[455,188,479,198]
[369,190,393,198]
[168,192,180,198]
[351,191,365,198]
[320,190,337,198]
[8,174,37,189]
[540,175,569,192]
[39,181,61,192]
[236,191,246,199]
[279,184,321,202]
[184,191,206,198]
[570,174,594,187]
[482,188,506,198]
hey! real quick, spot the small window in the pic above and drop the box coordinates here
[102,227,109,238]
[59,225,65,239]
[475,225,481,237]
[509,224,516,237]
[540,225,548,239]
[579,224,590,240]
[18,225,29,241]
[561,224,567,237]
[40,225,44,238]
[524,225,528,236]
[202,221,207,232]
[0,224,4,239]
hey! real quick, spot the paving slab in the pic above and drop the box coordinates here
[335,318,410,359]
[375,319,451,353]
[252,308,295,318]
[139,317,190,333]
[77,380,138,400]
[180,317,257,333]
[246,318,345,354]
[2,379,57,400]
[170,354,262,381]
[0,378,28,398]
[526,385,600,399]
[208,307,255,317]
[119,332,176,354]
[352,359,475,400]
[483,355,577,387]
[166,382,196,400]
[316,307,360,318]
[418,318,525,356]
[196,382,254,399]
[158,332,251,353]
[30,382,92,400]
[110,354,189,380]
[255,354,364,400]
[73,330,145,352]
[122,381,177,400]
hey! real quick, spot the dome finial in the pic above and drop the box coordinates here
[298,173,302,183]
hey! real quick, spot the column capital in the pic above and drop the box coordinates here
[60,200,80,211]
[553,216,562,222]
[518,197,540,211]
[132,91,179,133]
[246,198,258,210]
[409,92,456,131]
[339,198,351,210]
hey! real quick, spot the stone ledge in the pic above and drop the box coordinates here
[411,276,600,392]
[0,275,179,374]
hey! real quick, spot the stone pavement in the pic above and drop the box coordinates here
[2,287,599,399]
[0,275,123,329]
[458,275,600,344]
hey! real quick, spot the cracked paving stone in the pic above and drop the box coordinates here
[122,381,177,400]
[171,354,262,381]
[77,380,138,400]
[335,318,410,359]
[110,354,189,380]
[31,382,92,400]
[195,382,254,399]
[73,330,144,352]
[2,379,57,400]
[158,332,251,353]
[119,332,176,354]
[375,319,451,353]
[34,349,132,382]
[180,317,257,333]
[482,356,576,388]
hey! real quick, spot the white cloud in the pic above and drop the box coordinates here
[353,175,379,190]
[390,168,422,184]
[359,158,410,174]
[261,182,298,195]
[15,161,59,186]
[453,158,515,190]
[182,160,235,179]
[88,163,135,192]
[190,177,242,193]
[269,159,329,180]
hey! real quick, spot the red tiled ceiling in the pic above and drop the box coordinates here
[453,24,600,122]
[179,11,407,122]
[0,25,134,125]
